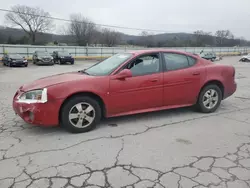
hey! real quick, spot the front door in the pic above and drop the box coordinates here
[162,52,204,106]
[108,53,164,116]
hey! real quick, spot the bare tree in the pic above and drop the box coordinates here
[101,28,121,47]
[193,30,213,46]
[215,30,234,46]
[139,31,155,47]
[5,5,53,44]
[68,14,96,46]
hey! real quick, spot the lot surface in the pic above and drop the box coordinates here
[0,57,250,188]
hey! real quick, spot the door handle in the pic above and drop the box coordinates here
[150,79,158,82]
[192,72,200,76]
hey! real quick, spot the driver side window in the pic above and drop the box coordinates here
[125,54,160,76]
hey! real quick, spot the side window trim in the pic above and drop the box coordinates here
[116,52,163,77]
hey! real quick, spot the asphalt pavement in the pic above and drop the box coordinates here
[0,57,250,188]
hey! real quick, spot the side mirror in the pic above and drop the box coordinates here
[115,69,132,80]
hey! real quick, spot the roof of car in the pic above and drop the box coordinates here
[127,49,195,56]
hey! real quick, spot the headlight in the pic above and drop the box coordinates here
[23,60,27,62]
[17,88,47,103]
[12,60,16,62]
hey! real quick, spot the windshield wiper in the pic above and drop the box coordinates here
[78,69,90,75]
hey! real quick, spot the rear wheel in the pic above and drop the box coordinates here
[197,84,222,113]
[60,96,101,133]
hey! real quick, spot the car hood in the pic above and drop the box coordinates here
[20,72,89,91]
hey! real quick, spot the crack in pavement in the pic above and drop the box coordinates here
[0,136,249,188]
[1,60,250,188]
[1,106,250,161]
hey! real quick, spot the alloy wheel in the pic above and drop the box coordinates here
[202,89,219,109]
[68,102,95,128]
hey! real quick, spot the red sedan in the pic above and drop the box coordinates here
[13,50,237,133]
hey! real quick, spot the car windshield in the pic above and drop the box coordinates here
[58,51,70,56]
[37,52,50,56]
[9,54,22,59]
[84,53,133,76]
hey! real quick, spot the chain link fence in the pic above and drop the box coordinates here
[1,44,250,59]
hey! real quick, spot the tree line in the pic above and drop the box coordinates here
[2,5,250,47]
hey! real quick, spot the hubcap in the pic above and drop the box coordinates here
[202,89,219,109]
[69,102,95,128]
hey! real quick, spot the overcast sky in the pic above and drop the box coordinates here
[0,0,250,39]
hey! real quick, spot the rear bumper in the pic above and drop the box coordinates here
[223,82,237,99]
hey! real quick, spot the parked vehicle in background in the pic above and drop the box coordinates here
[239,53,250,62]
[2,54,28,67]
[52,50,74,65]
[13,49,237,133]
[32,51,54,65]
[200,52,217,61]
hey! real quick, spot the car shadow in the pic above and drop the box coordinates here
[23,106,196,135]
[102,106,194,123]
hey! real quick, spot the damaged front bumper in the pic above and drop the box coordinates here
[12,93,63,127]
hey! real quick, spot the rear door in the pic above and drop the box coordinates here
[108,53,164,115]
[162,52,205,106]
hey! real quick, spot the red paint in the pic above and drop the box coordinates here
[13,50,237,127]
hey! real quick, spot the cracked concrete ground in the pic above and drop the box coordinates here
[0,57,250,188]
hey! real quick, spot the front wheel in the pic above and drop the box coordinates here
[60,96,102,133]
[197,84,222,113]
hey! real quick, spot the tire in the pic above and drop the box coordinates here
[60,96,102,133]
[197,84,222,113]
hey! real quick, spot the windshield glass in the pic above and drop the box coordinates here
[37,52,50,56]
[84,53,133,76]
[9,54,22,59]
[58,51,70,56]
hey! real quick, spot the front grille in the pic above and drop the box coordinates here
[43,58,51,62]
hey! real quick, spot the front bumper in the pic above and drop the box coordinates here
[13,95,63,126]
[60,58,74,63]
[36,59,54,65]
[11,61,28,66]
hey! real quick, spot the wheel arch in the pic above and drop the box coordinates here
[59,91,107,123]
[199,80,224,99]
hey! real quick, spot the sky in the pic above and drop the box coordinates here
[0,0,250,39]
